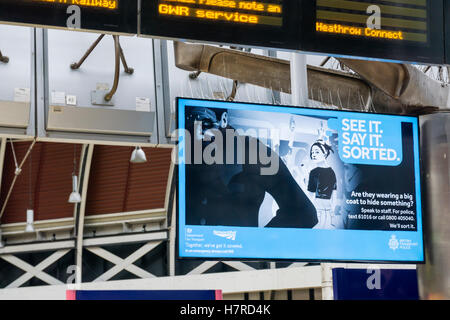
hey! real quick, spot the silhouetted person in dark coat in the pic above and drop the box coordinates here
[184,107,317,228]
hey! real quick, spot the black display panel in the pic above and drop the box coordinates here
[300,0,445,64]
[0,0,137,34]
[140,0,300,50]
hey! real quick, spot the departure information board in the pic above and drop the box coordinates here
[316,0,428,43]
[157,0,283,27]
[301,0,444,64]
[31,0,119,10]
[141,0,445,64]
[140,0,300,50]
[0,0,448,64]
[0,0,137,34]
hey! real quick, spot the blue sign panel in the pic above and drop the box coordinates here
[67,290,221,300]
[332,268,419,300]
[176,98,424,263]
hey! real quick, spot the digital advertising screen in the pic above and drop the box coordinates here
[176,98,424,263]
[0,0,137,34]
[300,0,445,64]
[140,0,300,50]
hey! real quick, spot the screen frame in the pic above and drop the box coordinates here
[175,97,425,264]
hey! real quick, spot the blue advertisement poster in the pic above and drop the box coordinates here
[176,98,424,262]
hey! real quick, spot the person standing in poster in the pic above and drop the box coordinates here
[306,140,338,229]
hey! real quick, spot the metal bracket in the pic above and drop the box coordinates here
[0,50,9,63]
[70,34,134,103]
[91,89,115,106]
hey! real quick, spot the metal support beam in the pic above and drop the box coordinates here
[36,28,48,139]
[83,230,167,247]
[187,261,221,275]
[164,148,175,213]
[1,249,71,288]
[74,144,94,284]
[187,261,256,275]
[290,52,309,106]
[288,263,308,268]
[87,241,162,282]
[27,28,37,138]
[0,240,75,255]
[223,261,256,271]
[153,39,171,142]
[0,138,6,197]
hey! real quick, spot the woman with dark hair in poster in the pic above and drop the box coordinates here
[307,140,338,229]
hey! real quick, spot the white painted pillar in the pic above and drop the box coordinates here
[265,50,281,104]
[75,144,94,285]
[321,263,334,300]
[290,52,309,107]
